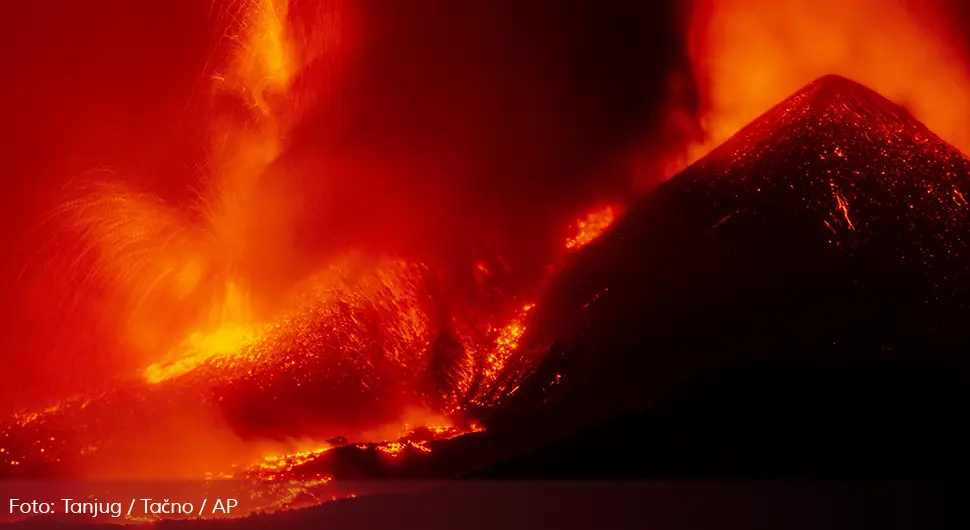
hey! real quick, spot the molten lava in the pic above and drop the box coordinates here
[144,325,264,384]
[24,0,970,523]
[1,198,615,491]
[565,206,617,251]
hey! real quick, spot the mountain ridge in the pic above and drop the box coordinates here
[695,74,969,175]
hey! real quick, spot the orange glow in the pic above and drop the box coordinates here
[833,189,856,231]
[482,303,536,382]
[45,1,343,371]
[141,256,435,387]
[9,0,970,520]
[252,447,334,479]
[143,324,264,383]
[5,0,634,517]
[685,0,970,168]
[376,442,406,457]
[565,206,616,250]
[27,0,579,437]
[219,0,298,114]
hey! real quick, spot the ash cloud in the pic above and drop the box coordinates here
[265,0,701,277]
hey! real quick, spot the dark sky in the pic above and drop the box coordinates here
[277,0,699,265]
[0,1,695,409]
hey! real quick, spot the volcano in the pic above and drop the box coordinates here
[480,74,970,475]
[1,75,966,527]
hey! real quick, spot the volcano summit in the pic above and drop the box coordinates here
[486,74,970,475]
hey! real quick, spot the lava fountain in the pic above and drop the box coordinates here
[43,0,343,374]
[8,0,627,485]
[4,0,967,521]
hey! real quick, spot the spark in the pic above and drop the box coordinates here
[953,188,968,207]
[44,0,334,370]
[479,303,536,386]
[834,191,856,230]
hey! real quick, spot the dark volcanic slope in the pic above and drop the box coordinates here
[484,75,970,473]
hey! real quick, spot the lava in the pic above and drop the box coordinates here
[33,0,344,372]
[21,0,970,524]
[144,325,265,384]
[471,303,537,405]
[0,200,614,485]
[4,0,628,492]
[565,206,617,251]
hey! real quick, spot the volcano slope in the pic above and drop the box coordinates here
[479,74,970,476]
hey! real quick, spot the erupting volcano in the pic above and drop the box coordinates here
[4,71,967,521]
[4,1,640,516]
[1,0,966,526]
[485,74,970,458]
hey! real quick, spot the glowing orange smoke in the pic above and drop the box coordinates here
[686,0,970,166]
[10,0,634,501]
[136,0,343,380]
[565,206,616,250]
[48,179,222,360]
[44,0,343,371]
[218,0,300,115]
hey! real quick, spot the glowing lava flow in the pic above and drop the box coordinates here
[143,325,265,384]
[140,200,620,405]
[137,201,620,411]
[3,199,618,521]
[565,206,616,251]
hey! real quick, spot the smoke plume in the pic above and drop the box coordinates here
[252,0,702,283]
[0,0,700,409]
